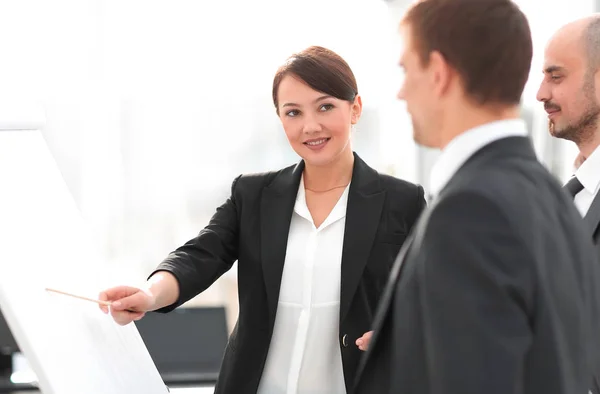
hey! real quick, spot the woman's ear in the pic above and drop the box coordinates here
[351,94,363,124]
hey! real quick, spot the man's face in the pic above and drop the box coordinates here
[397,25,440,148]
[537,29,600,144]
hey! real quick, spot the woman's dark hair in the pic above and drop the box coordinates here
[272,46,358,114]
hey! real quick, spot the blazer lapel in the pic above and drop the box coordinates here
[584,192,600,239]
[260,162,303,327]
[339,154,385,322]
[354,203,433,386]
[353,229,417,385]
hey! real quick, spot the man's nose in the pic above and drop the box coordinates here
[397,84,406,101]
[536,82,549,102]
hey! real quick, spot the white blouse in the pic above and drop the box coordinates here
[257,176,350,394]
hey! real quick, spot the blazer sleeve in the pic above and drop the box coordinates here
[150,175,242,312]
[414,191,534,394]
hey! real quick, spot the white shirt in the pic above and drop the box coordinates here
[429,119,529,198]
[570,145,600,217]
[257,176,349,394]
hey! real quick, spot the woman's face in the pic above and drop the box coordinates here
[277,74,361,167]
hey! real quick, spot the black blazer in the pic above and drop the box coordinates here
[354,137,600,394]
[152,152,425,394]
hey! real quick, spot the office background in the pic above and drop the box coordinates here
[0,0,598,376]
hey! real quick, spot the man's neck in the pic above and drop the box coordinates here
[438,106,521,150]
[577,130,600,159]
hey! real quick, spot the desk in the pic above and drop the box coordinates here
[2,384,216,394]
[170,387,215,394]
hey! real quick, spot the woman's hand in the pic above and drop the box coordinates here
[98,286,154,325]
[356,331,373,351]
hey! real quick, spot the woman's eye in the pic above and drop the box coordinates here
[286,109,300,117]
[319,104,334,112]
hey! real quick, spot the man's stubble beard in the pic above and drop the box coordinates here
[551,71,600,145]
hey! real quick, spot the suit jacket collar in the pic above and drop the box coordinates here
[260,152,385,328]
[436,136,536,199]
[463,135,536,166]
[429,119,528,198]
[576,145,600,238]
[584,193,600,239]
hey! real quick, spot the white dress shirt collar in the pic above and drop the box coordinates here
[575,144,600,196]
[295,175,350,230]
[429,118,529,198]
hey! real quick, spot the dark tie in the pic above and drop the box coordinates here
[564,176,584,198]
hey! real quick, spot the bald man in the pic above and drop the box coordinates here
[537,14,600,393]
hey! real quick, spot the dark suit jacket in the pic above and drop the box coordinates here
[151,153,426,394]
[585,191,600,393]
[586,190,600,257]
[354,137,600,394]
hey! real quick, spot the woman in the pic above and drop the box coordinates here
[99,46,425,394]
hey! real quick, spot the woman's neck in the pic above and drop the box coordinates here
[303,149,354,192]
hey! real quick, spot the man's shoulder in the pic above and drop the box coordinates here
[437,155,580,241]
[449,147,558,207]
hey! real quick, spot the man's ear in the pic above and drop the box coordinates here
[595,69,600,103]
[429,50,453,98]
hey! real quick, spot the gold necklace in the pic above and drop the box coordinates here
[305,184,349,193]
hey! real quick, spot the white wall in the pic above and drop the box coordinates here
[0,0,417,327]
[0,0,593,326]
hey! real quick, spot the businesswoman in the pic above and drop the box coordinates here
[99,46,425,394]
